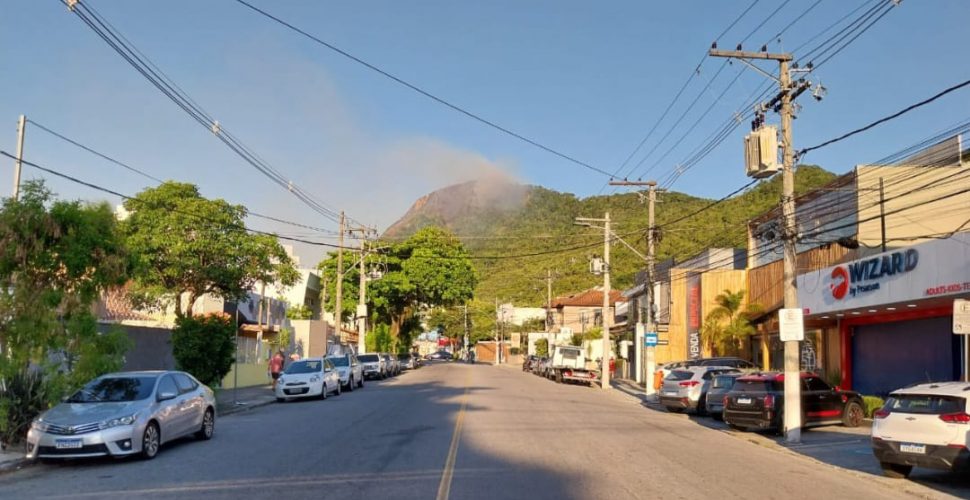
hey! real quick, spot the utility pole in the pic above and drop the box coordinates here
[609,180,659,396]
[494,297,500,366]
[358,238,367,354]
[576,212,612,390]
[12,115,25,200]
[710,46,807,443]
[335,211,345,343]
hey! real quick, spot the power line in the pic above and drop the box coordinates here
[61,0,359,227]
[1,150,353,250]
[230,0,612,179]
[799,77,970,157]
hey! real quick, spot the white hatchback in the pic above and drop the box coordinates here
[275,358,341,402]
[871,382,970,478]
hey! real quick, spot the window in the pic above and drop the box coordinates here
[666,370,694,382]
[324,359,334,371]
[286,360,323,374]
[712,375,738,389]
[173,373,198,394]
[157,375,178,397]
[887,394,966,415]
[66,376,157,403]
[804,377,831,392]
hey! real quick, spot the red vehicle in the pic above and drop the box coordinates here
[722,372,865,434]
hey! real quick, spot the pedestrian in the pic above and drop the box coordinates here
[270,349,285,390]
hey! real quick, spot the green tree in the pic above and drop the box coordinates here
[701,289,761,357]
[535,338,549,357]
[0,181,130,446]
[122,182,299,318]
[171,313,236,386]
[285,304,313,320]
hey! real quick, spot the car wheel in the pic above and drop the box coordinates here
[842,401,864,427]
[666,406,685,414]
[141,422,160,460]
[711,412,723,421]
[347,377,355,392]
[358,376,364,388]
[195,408,215,440]
[321,383,328,400]
[335,381,342,396]
[554,371,563,384]
[880,462,913,479]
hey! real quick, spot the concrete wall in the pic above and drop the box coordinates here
[221,362,269,389]
[98,323,176,371]
[291,320,330,359]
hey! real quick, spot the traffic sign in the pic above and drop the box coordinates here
[954,299,970,334]
[645,333,658,347]
[779,308,804,342]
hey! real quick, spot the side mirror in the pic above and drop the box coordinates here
[157,391,177,402]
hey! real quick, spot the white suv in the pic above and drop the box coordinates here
[871,382,970,478]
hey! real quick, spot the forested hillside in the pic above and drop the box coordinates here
[383,165,837,307]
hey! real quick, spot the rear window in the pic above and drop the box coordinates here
[886,394,966,415]
[666,370,694,382]
[732,379,782,393]
[712,375,739,389]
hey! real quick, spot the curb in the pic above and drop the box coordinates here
[217,398,277,417]
[0,456,32,476]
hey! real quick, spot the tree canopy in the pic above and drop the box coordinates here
[122,182,299,317]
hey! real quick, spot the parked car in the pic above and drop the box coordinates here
[723,372,865,434]
[410,353,423,368]
[26,370,216,460]
[358,353,386,380]
[398,353,416,370]
[276,357,341,402]
[523,355,538,372]
[327,353,364,391]
[705,372,743,419]
[660,366,741,414]
[655,358,757,391]
[427,350,453,361]
[381,353,400,376]
[536,357,553,378]
[872,382,970,478]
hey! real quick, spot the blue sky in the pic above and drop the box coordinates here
[1,1,968,263]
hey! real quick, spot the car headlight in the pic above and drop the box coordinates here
[31,419,50,432]
[100,414,137,430]
[309,375,320,383]
[277,376,285,384]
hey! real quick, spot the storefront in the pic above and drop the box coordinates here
[797,233,970,396]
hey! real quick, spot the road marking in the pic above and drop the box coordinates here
[436,371,471,500]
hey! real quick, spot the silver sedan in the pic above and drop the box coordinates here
[26,370,216,460]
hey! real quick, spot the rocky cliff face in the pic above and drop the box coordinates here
[382,178,530,239]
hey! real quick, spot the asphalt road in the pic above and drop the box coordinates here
[0,362,964,499]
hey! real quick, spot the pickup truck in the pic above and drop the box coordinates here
[548,345,599,386]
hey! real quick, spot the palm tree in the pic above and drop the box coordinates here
[701,289,761,357]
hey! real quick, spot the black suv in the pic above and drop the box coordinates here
[723,372,865,433]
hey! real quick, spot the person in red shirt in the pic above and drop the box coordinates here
[270,350,285,390]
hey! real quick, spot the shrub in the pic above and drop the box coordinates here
[0,370,53,450]
[510,347,521,356]
[863,395,885,418]
[172,314,236,387]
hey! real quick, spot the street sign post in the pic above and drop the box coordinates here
[779,308,805,342]
[645,333,658,347]
[954,299,970,334]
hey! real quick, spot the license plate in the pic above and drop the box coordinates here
[55,439,83,449]
[900,443,926,454]
[664,391,678,396]
[737,397,752,405]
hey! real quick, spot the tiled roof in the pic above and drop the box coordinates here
[97,285,154,322]
[551,288,626,308]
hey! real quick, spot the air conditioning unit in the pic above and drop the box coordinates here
[589,258,606,275]
[744,126,780,178]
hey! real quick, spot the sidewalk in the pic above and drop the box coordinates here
[0,384,277,476]
[215,384,278,416]
[610,376,880,477]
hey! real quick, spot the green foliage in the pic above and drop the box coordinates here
[0,370,54,450]
[701,289,761,357]
[320,226,476,342]
[0,181,131,446]
[286,304,313,320]
[510,347,520,356]
[535,338,549,357]
[384,166,836,307]
[172,314,236,387]
[123,182,298,318]
[366,323,395,353]
[863,396,886,418]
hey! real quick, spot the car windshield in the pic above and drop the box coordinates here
[358,354,380,362]
[67,376,157,403]
[398,354,411,360]
[285,360,323,374]
[329,357,349,367]
[887,394,965,415]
